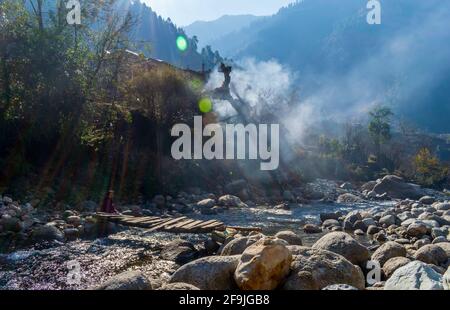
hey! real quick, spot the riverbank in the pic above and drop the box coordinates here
[1,175,449,290]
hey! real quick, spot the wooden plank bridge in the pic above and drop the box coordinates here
[95,213,262,234]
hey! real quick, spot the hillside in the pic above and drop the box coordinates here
[184,14,264,49]
[208,0,450,133]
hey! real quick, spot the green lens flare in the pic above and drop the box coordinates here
[176,36,188,52]
[199,98,213,113]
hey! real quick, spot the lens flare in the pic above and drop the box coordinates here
[198,98,213,113]
[176,35,188,52]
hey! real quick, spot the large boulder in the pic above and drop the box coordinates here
[275,231,303,245]
[218,195,248,208]
[372,175,424,200]
[406,221,428,237]
[169,255,240,290]
[434,202,450,211]
[196,199,216,209]
[0,216,22,233]
[379,215,398,227]
[413,244,448,266]
[303,224,322,234]
[234,238,292,290]
[94,271,153,290]
[384,261,443,290]
[371,241,407,267]
[337,193,362,204]
[343,211,363,231]
[160,239,198,265]
[221,235,262,256]
[419,196,435,205]
[31,225,64,243]
[312,232,369,265]
[382,257,411,279]
[283,247,365,290]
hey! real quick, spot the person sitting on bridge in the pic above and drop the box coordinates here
[100,190,118,214]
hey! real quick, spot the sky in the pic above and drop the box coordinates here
[143,0,295,26]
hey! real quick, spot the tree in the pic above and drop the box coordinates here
[413,148,448,187]
[368,105,393,155]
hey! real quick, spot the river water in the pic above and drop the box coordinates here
[0,201,394,290]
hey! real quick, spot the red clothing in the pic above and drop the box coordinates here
[100,197,117,214]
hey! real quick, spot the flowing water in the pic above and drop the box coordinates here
[0,201,395,290]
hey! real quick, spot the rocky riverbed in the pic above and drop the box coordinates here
[1,175,450,290]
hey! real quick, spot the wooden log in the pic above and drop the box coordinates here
[125,216,159,224]
[146,217,187,232]
[178,220,204,231]
[165,219,196,230]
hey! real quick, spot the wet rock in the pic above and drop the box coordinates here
[371,242,407,267]
[322,219,340,229]
[407,221,428,237]
[354,229,365,236]
[337,193,362,204]
[434,202,450,211]
[221,235,262,256]
[367,225,382,235]
[362,218,377,227]
[374,231,388,242]
[322,284,358,290]
[283,247,365,290]
[160,239,198,265]
[433,236,448,244]
[218,195,248,208]
[95,270,153,290]
[158,283,200,290]
[382,257,411,279]
[379,215,398,227]
[414,244,448,266]
[419,196,435,205]
[303,224,322,234]
[340,182,354,190]
[275,231,303,245]
[414,238,431,249]
[31,225,64,243]
[343,211,363,231]
[312,232,369,265]
[431,227,446,239]
[169,255,240,290]
[0,216,22,233]
[384,261,443,290]
[372,175,424,200]
[234,237,292,290]
[196,199,216,209]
